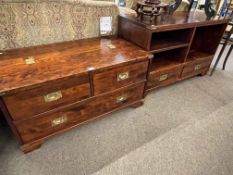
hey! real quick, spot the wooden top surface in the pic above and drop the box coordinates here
[120,11,229,31]
[0,38,149,95]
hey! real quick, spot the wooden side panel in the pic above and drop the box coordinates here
[93,61,148,95]
[15,83,145,143]
[147,65,183,90]
[119,17,151,50]
[3,75,90,121]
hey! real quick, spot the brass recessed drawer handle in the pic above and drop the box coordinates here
[159,74,168,81]
[51,114,67,127]
[194,64,201,71]
[116,95,128,103]
[44,91,63,102]
[25,56,35,65]
[117,72,129,81]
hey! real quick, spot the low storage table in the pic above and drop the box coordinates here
[0,38,149,153]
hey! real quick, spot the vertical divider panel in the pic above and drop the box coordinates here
[184,27,197,62]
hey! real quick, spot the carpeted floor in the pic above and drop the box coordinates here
[0,44,233,175]
[93,100,233,175]
[0,46,232,175]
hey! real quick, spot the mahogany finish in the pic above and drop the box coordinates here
[119,11,228,92]
[93,61,148,95]
[147,65,183,90]
[0,38,149,153]
[0,38,149,95]
[15,83,145,143]
[0,12,229,153]
[4,75,91,121]
[181,57,213,79]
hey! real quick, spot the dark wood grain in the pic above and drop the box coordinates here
[187,50,213,61]
[93,61,148,95]
[15,83,145,144]
[119,11,228,94]
[21,140,43,153]
[0,38,149,95]
[0,12,228,153]
[147,65,183,89]
[150,28,193,53]
[189,24,227,56]
[119,11,229,32]
[0,99,23,144]
[0,37,149,153]
[3,75,90,121]
[181,57,213,79]
[118,17,152,50]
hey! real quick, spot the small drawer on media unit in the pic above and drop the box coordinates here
[147,65,183,89]
[182,58,212,79]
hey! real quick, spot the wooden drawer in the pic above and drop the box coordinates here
[3,75,90,121]
[15,83,145,143]
[147,65,183,90]
[93,61,148,95]
[181,58,212,79]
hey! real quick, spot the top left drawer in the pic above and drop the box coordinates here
[3,74,91,121]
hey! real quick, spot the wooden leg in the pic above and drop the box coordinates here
[200,69,209,76]
[130,101,144,108]
[21,140,43,153]
[223,44,233,70]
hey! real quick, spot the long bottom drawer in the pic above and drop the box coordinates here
[15,83,145,143]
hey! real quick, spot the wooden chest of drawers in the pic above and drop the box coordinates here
[0,38,149,153]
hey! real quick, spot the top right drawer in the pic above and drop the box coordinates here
[93,61,148,95]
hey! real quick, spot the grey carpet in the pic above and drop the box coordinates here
[93,100,233,175]
[0,69,233,175]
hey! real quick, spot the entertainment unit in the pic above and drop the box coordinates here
[118,11,228,92]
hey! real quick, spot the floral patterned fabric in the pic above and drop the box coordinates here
[0,0,119,50]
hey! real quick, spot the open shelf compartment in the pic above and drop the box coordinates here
[150,28,194,53]
[150,48,187,72]
[187,23,227,62]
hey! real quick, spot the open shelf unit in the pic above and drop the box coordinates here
[118,13,228,92]
[150,48,187,72]
[150,28,194,53]
[186,24,226,62]
[147,23,227,90]
[187,50,212,62]
[148,23,227,70]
